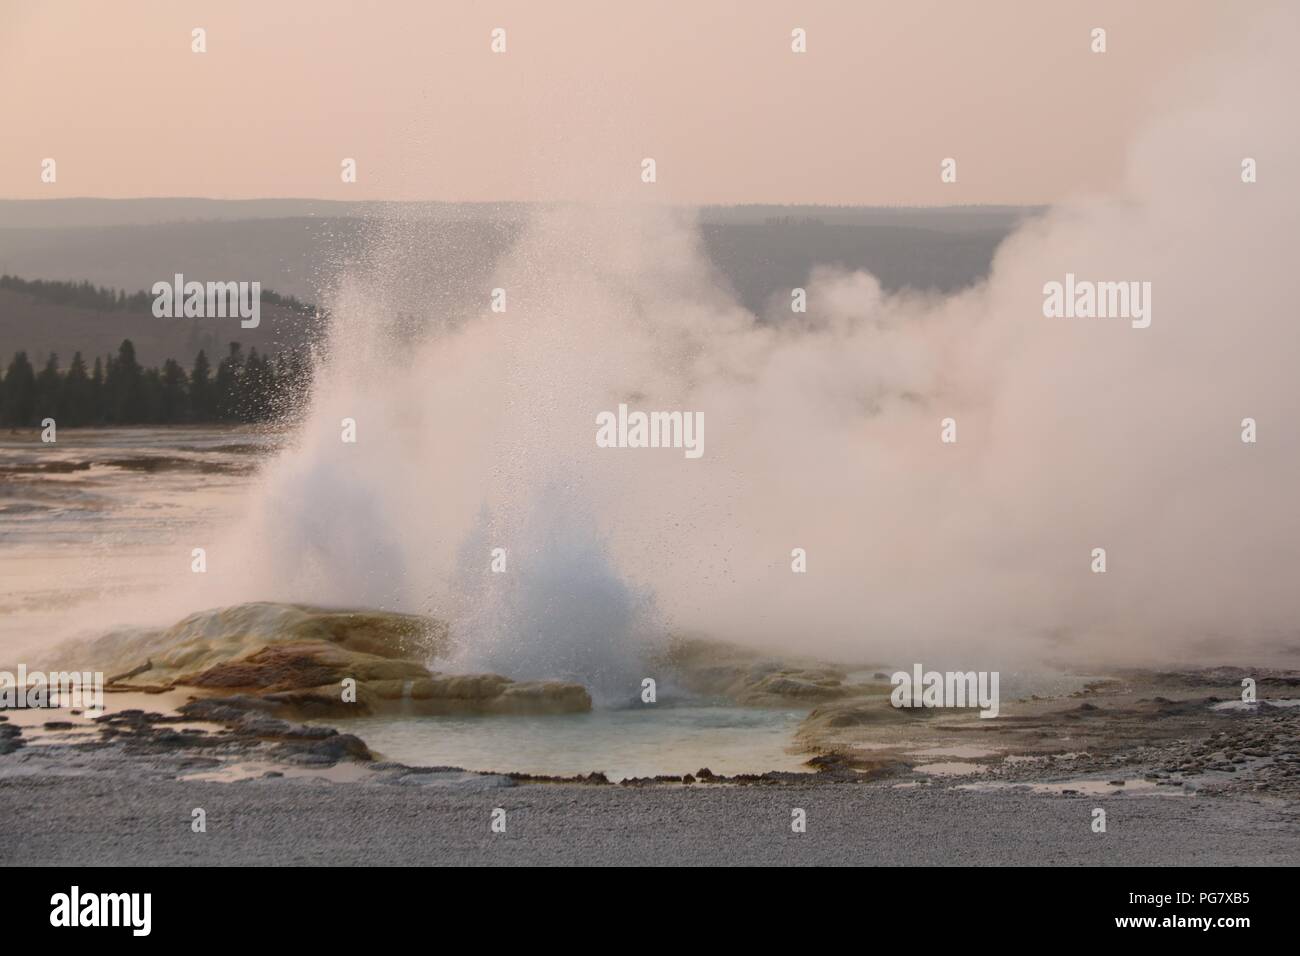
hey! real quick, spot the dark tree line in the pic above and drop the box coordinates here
[0,340,311,427]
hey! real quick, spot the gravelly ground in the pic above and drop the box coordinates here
[1,770,1295,866]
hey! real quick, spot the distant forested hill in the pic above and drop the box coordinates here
[0,281,322,370]
[0,202,1032,364]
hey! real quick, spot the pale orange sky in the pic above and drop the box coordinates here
[0,0,1255,204]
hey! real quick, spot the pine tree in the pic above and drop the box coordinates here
[141,367,164,423]
[214,342,244,422]
[242,347,275,422]
[35,353,62,424]
[190,349,213,422]
[63,352,92,426]
[2,352,37,426]
[90,357,105,425]
[112,340,146,423]
[160,358,189,423]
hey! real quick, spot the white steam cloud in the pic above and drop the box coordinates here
[197,7,1299,682]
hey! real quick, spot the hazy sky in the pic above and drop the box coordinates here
[0,0,1252,204]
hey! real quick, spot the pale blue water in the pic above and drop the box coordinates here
[328,703,810,781]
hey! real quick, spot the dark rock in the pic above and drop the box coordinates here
[279,723,336,740]
[153,730,212,748]
[307,733,371,761]
[234,713,293,736]
[178,695,279,722]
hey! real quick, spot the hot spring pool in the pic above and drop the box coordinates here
[324,703,811,781]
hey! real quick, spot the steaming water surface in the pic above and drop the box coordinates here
[326,705,810,781]
[0,427,814,777]
[0,427,275,656]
